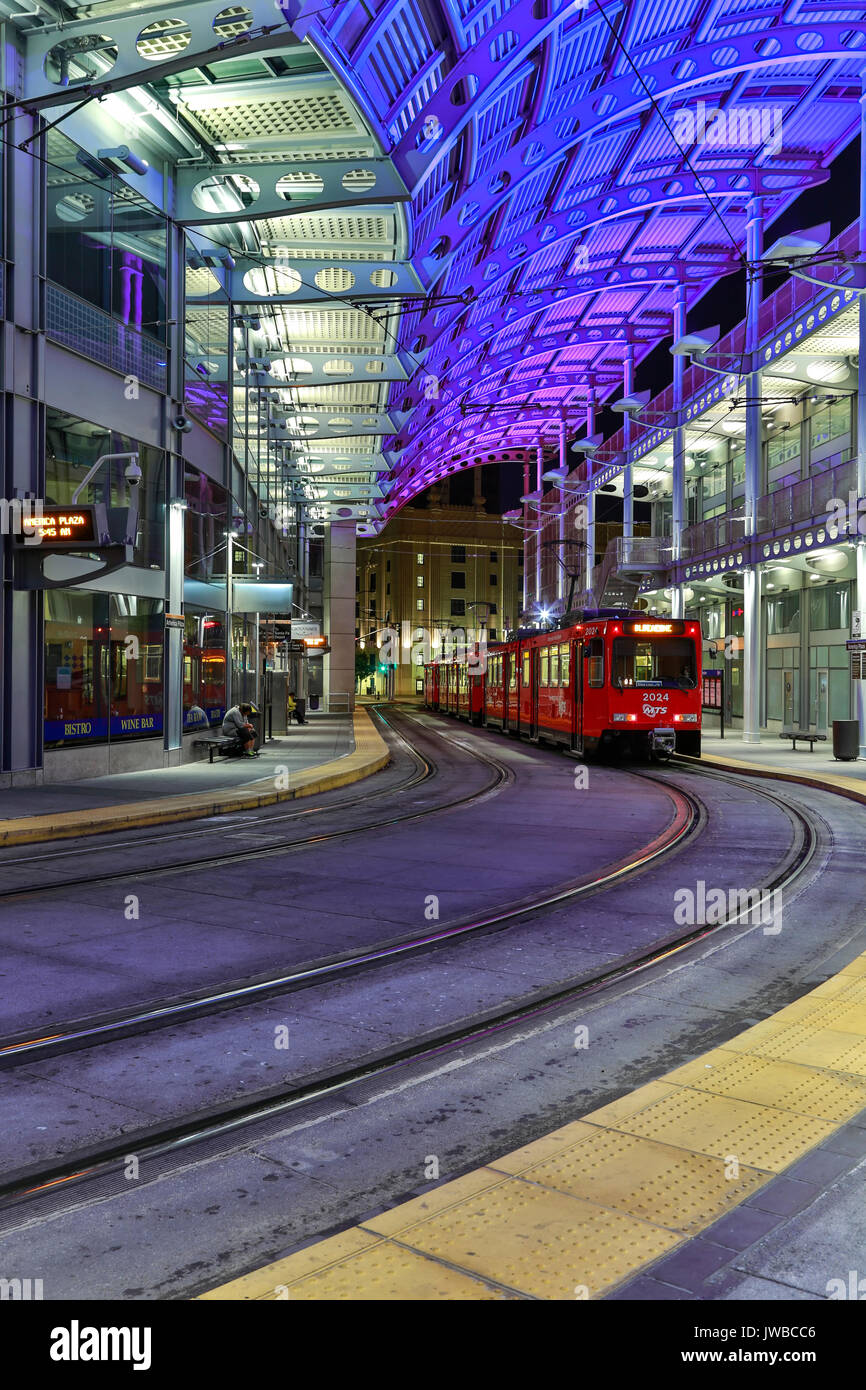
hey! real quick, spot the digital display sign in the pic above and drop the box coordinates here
[19,507,98,547]
[624,620,685,636]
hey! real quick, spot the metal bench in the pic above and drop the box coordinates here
[192,736,238,764]
[779,730,827,752]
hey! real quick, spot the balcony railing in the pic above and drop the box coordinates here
[683,452,857,560]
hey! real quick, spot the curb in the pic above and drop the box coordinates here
[0,708,390,847]
[680,748,866,809]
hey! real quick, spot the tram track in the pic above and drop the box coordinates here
[0,706,512,898]
[0,743,822,1216]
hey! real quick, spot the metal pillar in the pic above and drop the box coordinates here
[585,393,596,598]
[535,443,543,606]
[558,413,567,604]
[225,530,234,709]
[857,89,866,756]
[743,196,764,743]
[1,114,44,774]
[671,285,687,619]
[622,344,635,542]
[165,219,186,754]
[522,458,531,611]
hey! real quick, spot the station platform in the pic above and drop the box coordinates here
[693,728,866,807]
[0,709,389,846]
[201,948,866,1302]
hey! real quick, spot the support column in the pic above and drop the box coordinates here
[671,285,687,618]
[535,442,543,607]
[1,114,44,775]
[558,413,567,604]
[743,196,764,743]
[585,393,596,598]
[622,344,635,542]
[857,89,866,756]
[522,457,531,613]
[323,520,357,712]
[165,220,186,754]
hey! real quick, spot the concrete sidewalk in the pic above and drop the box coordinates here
[0,709,389,845]
[694,727,866,803]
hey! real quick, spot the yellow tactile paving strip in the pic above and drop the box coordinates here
[200,951,866,1301]
[0,708,389,846]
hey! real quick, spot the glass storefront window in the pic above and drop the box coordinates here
[810,399,850,450]
[44,590,164,747]
[183,609,226,728]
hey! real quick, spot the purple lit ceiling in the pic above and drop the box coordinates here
[286,3,866,516]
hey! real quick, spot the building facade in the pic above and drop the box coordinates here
[356,485,523,698]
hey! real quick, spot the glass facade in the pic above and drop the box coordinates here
[46,131,168,339]
[44,591,164,747]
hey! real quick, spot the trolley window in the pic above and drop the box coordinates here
[559,643,570,687]
[587,637,604,687]
[611,636,697,689]
[522,652,530,686]
[509,658,518,692]
[549,647,559,686]
[540,650,549,687]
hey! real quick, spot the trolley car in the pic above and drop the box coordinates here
[424,612,702,759]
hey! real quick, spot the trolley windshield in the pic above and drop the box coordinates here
[611,636,697,690]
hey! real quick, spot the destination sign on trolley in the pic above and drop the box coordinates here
[623,619,685,636]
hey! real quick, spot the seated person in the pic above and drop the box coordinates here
[222,702,257,756]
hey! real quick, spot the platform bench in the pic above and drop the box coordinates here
[192,736,238,764]
[779,730,827,751]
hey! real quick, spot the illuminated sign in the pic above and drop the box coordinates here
[19,506,98,547]
[624,620,685,636]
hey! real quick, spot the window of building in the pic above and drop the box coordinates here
[766,593,800,635]
[417,553,424,564]
[355,576,360,591]
[386,559,391,572]
[490,573,498,586]
[416,677,424,693]
[45,590,166,748]
[489,628,497,641]
[369,599,376,616]
[451,598,465,616]
[386,583,390,595]
[416,574,424,586]
[490,551,498,563]
[809,581,849,632]
[488,603,497,615]
[369,573,376,592]
[451,545,466,563]
[451,571,466,589]
[811,398,850,449]
[416,598,424,610]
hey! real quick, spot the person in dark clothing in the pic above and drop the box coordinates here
[222,702,257,755]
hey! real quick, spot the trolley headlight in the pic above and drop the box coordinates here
[613,713,638,722]
[674,713,698,723]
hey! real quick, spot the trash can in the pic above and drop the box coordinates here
[832,719,859,761]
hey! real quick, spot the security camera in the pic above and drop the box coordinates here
[172,414,193,434]
[125,459,143,487]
